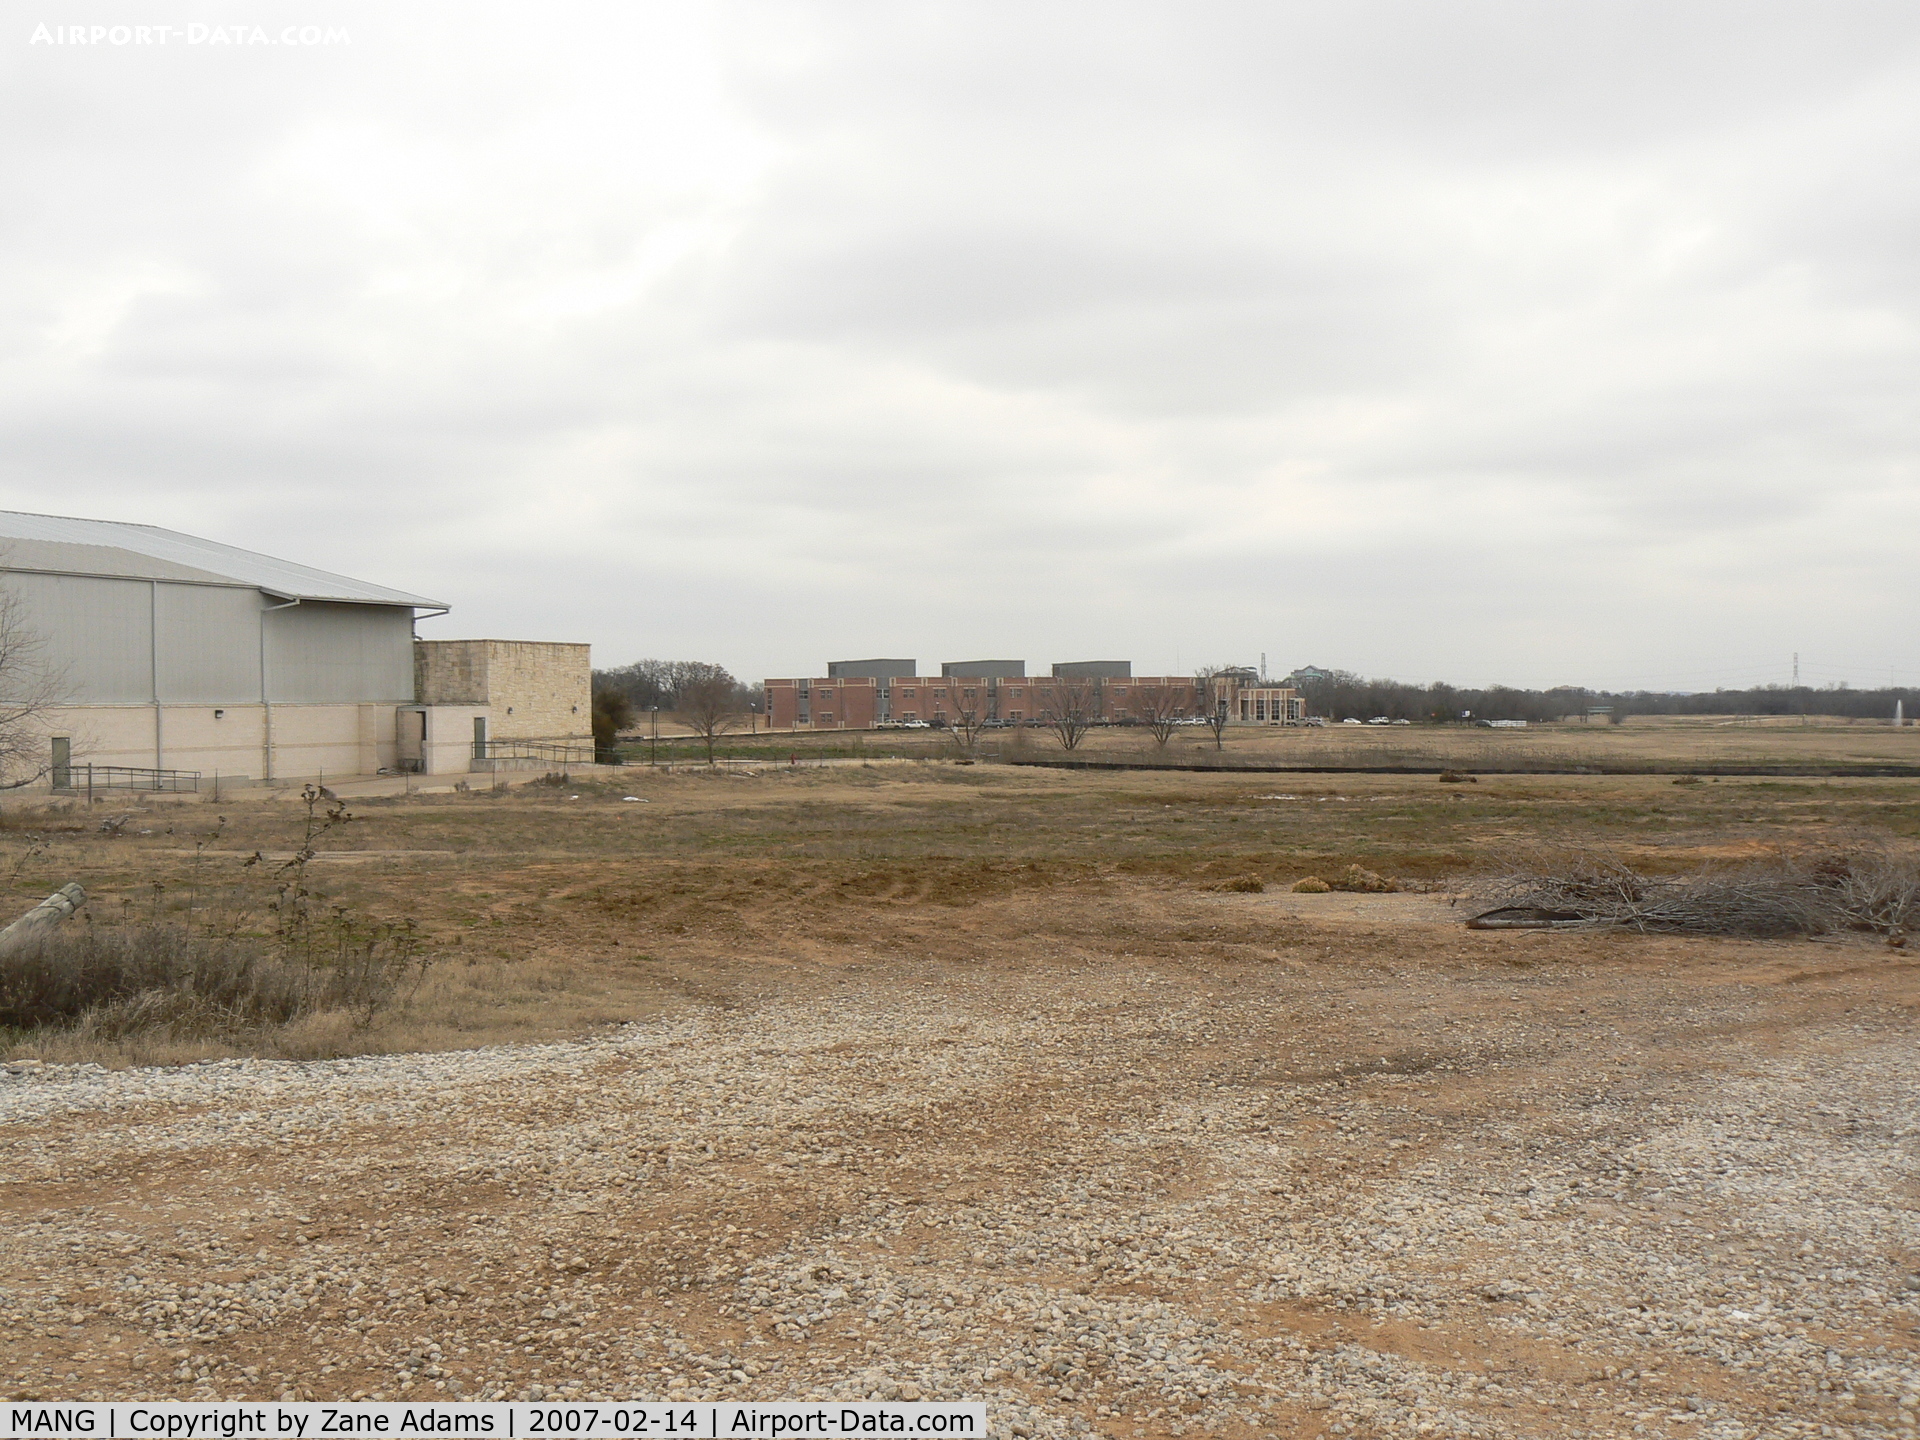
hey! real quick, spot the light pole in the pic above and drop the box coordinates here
[649,707,658,766]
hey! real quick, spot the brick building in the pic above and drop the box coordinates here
[762,675,880,730]
[763,665,1299,730]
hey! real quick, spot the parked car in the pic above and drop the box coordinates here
[1367,716,1392,725]
[1342,718,1364,725]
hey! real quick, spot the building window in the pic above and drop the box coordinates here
[1007,710,1022,721]
[819,689,833,698]
[964,688,976,698]
[1112,687,1127,696]
[819,712,834,724]
[900,711,918,720]
[901,687,915,696]
[1008,688,1023,697]
[933,689,947,698]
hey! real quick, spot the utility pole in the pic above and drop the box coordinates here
[1793,653,1799,687]
[649,707,658,766]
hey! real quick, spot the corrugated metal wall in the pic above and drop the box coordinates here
[2,573,416,705]
[7,571,152,702]
[266,601,414,703]
[156,583,262,702]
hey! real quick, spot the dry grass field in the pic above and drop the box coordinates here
[2,755,1918,1438]
[639,716,1920,776]
[1033,716,1920,773]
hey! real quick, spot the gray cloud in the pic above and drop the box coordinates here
[1,0,1916,690]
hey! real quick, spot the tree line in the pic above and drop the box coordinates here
[1288,670,1920,724]
[588,657,1920,760]
[591,660,760,761]
[592,659,759,712]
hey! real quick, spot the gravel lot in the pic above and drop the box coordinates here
[3,894,1918,1440]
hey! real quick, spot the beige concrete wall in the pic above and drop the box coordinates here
[36,702,400,786]
[414,639,590,742]
[43,705,189,776]
[269,704,398,780]
[397,704,489,775]
[426,706,488,776]
[153,706,269,778]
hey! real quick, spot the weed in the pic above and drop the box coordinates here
[0,927,303,1033]
[3,785,430,1051]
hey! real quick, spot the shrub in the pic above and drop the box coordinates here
[1292,876,1332,894]
[1438,771,1477,784]
[592,689,636,763]
[0,927,306,1034]
[1211,874,1265,893]
[3,785,430,1048]
[0,915,430,1040]
[1329,865,1395,893]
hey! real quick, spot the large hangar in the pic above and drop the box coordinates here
[0,509,582,784]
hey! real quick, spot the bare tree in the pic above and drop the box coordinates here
[1037,677,1101,751]
[1130,680,1193,749]
[676,664,743,764]
[0,587,68,790]
[945,681,989,757]
[593,658,758,715]
[1194,667,1234,752]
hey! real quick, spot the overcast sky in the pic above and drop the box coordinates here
[5,2,1918,689]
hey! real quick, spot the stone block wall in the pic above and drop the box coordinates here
[414,639,591,742]
[485,640,590,740]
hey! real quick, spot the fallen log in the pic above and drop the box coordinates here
[0,883,87,954]
[1466,904,1591,930]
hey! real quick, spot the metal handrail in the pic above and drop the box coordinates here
[474,740,607,766]
[61,764,202,798]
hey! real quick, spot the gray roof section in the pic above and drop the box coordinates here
[0,510,447,608]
